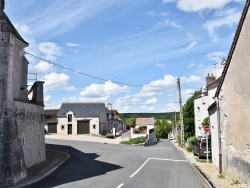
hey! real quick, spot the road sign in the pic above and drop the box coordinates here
[204,125,210,132]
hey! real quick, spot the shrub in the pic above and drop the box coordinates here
[231,179,240,185]
[186,136,196,152]
[120,136,146,145]
[105,133,114,139]
[217,173,226,179]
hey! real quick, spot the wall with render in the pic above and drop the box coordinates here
[218,3,250,183]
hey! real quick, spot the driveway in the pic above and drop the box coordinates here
[45,131,130,144]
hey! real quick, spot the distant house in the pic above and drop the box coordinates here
[194,74,221,137]
[57,103,108,135]
[131,118,154,138]
[106,102,126,134]
[209,0,250,183]
[44,109,59,133]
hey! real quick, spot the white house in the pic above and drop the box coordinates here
[131,118,154,138]
[57,103,108,135]
[194,74,218,137]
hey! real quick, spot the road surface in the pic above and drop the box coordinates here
[30,139,210,188]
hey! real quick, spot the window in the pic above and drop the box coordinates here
[68,114,72,122]
[93,124,96,129]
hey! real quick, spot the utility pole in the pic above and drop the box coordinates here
[177,78,185,147]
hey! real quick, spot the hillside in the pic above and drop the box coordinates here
[119,112,178,120]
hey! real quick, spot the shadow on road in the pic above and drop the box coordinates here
[29,144,123,187]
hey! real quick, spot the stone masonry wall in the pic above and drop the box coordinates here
[0,9,28,186]
[14,101,45,168]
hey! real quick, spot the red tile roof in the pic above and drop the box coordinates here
[136,118,154,125]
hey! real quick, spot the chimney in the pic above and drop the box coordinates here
[206,73,216,86]
[107,102,112,111]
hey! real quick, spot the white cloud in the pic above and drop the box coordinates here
[38,42,62,61]
[159,12,170,16]
[163,0,175,3]
[188,63,196,68]
[141,74,176,93]
[182,89,195,95]
[161,103,179,112]
[186,40,198,50]
[163,0,244,12]
[44,95,51,103]
[163,0,230,12]
[13,23,30,33]
[79,81,129,98]
[181,75,203,83]
[115,95,140,111]
[146,11,157,16]
[141,105,154,112]
[33,61,54,74]
[157,19,182,28]
[42,72,76,91]
[21,1,121,39]
[156,63,166,68]
[206,51,226,62]
[203,8,241,42]
[146,11,169,16]
[145,97,158,105]
[66,43,80,47]
[134,92,158,98]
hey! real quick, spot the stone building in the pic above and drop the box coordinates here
[0,1,45,186]
[211,0,250,183]
[57,103,108,135]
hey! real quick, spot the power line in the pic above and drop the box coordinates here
[25,52,175,88]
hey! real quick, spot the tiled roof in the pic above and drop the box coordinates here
[44,109,59,124]
[136,118,154,125]
[58,103,106,117]
[215,0,250,97]
[44,109,59,116]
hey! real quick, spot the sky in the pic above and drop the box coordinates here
[5,0,246,113]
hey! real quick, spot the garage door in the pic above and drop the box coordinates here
[77,121,90,134]
[48,123,57,133]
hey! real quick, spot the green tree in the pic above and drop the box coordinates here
[201,117,209,127]
[155,119,172,138]
[182,90,200,138]
[122,117,136,128]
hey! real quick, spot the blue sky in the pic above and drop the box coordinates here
[6,0,245,112]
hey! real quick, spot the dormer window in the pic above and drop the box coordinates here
[68,114,72,122]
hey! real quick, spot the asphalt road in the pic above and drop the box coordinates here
[30,139,210,188]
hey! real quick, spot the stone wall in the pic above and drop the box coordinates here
[144,132,157,146]
[14,101,45,168]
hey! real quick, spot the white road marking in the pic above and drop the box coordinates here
[130,158,188,178]
[149,158,188,162]
[130,158,150,177]
[116,183,124,188]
